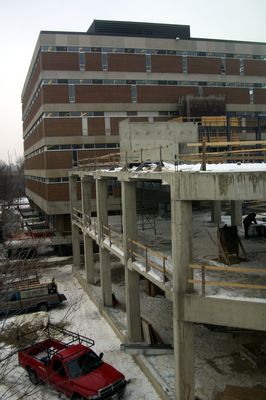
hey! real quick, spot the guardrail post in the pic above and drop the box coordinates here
[163,256,166,283]
[201,265,206,296]
[145,246,148,272]
[201,139,207,171]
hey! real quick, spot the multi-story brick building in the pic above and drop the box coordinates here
[22,20,266,239]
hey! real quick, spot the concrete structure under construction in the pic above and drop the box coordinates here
[22,20,266,242]
[69,163,266,400]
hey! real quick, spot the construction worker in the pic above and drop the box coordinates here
[243,212,257,239]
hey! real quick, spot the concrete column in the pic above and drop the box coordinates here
[69,175,78,214]
[171,182,194,400]
[211,201,222,224]
[231,201,242,226]
[72,224,81,268]
[121,181,142,343]
[81,176,94,284]
[69,175,80,268]
[96,178,112,307]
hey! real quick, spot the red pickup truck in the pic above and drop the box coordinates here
[18,325,127,400]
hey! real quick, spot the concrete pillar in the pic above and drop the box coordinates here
[69,175,78,214]
[81,176,94,284]
[72,224,81,268]
[171,183,194,400]
[211,201,222,224]
[231,201,242,226]
[96,178,112,307]
[69,175,81,268]
[121,181,142,342]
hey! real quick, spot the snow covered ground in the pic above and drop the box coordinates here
[0,264,159,400]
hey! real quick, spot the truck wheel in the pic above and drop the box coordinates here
[38,303,48,312]
[27,369,39,385]
[71,394,86,400]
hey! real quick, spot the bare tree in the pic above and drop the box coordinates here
[0,158,25,243]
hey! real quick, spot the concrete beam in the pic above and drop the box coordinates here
[184,295,266,331]
[172,172,266,201]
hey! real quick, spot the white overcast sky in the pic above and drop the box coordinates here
[0,0,265,162]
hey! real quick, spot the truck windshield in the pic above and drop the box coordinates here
[66,351,103,378]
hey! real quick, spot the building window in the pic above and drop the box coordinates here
[79,52,85,70]
[198,86,203,96]
[249,89,254,104]
[72,150,78,167]
[69,85,75,103]
[131,85,137,103]
[182,55,188,73]
[240,59,245,75]
[102,53,108,71]
[220,58,226,75]
[146,54,151,72]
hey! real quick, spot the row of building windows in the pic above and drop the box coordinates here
[23,45,266,105]
[40,45,266,60]
[23,77,265,120]
[26,175,70,184]
[42,78,266,88]
[25,143,120,160]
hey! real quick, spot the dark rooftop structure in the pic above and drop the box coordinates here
[87,20,191,39]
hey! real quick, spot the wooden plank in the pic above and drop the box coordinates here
[187,140,266,148]
[190,263,266,275]
[220,385,266,400]
[188,279,266,290]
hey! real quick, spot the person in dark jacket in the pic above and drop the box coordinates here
[243,212,257,239]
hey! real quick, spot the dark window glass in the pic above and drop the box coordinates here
[167,50,176,55]
[58,79,68,84]
[91,47,102,52]
[125,48,135,53]
[56,46,67,52]
[59,112,70,117]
